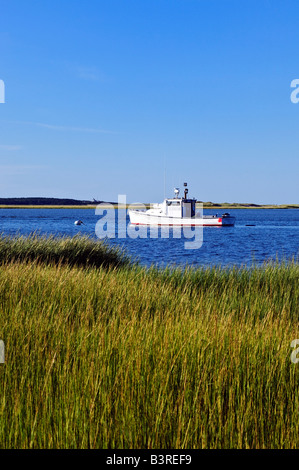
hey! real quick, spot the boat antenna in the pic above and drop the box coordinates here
[164,162,166,199]
[184,182,188,199]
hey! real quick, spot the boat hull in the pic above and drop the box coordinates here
[128,210,235,227]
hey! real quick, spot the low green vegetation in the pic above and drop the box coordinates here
[0,234,298,448]
[0,205,99,209]
[200,203,299,209]
[0,233,131,270]
[0,203,298,209]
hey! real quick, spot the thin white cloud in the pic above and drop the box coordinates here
[35,122,113,133]
[0,165,47,175]
[3,120,114,134]
[0,145,22,151]
[75,65,107,82]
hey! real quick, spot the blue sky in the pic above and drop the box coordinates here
[0,0,298,204]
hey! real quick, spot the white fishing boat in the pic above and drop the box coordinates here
[128,183,236,227]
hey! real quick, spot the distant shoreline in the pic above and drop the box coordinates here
[0,197,298,209]
[0,204,298,209]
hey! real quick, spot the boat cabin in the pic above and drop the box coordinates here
[162,198,196,218]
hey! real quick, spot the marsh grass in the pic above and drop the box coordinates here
[0,233,131,269]
[0,235,298,448]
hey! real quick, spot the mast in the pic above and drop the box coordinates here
[184,182,188,199]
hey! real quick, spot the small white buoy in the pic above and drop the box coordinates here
[74,220,84,226]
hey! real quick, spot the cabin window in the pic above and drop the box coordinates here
[167,201,180,206]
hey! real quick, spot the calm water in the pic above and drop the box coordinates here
[0,208,298,268]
